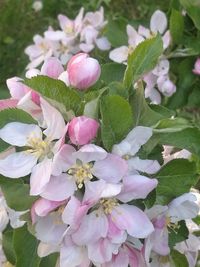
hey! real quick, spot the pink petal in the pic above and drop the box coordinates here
[0,99,18,111]
[73,144,107,163]
[41,57,64,78]
[62,196,90,230]
[92,154,128,183]
[111,204,154,238]
[52,144,76,176]
[31,198,64,224]
[72,211,108,245]
[118,175,158,202]
[41,174,76,201]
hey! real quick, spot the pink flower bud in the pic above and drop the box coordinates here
[193,58,200,75]
[68,116,99,145]
[67,53,101,90]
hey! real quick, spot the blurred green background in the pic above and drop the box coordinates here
[0,0,168,98]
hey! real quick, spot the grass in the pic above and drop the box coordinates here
[0,0,169,98]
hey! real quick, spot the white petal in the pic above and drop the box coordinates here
[112,126,152,157]
[128,157,161,174]
[169,193,199,222]
[30,158,52,195]
[96,37,111,50]
[0,152,37,178]
[145,87,161,104]
[150,10,167,34]
[38,242,59,257]
[0,122,42,147]
[40,98,66,140]
[58,71,70,86]
[109,46,129,63]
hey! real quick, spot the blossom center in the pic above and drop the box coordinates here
[65,25,74,34]
[100,198,119,214]
[165,217,180,233]
[26,137,52,159]
[68,161,93,189]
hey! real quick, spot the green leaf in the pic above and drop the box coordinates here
[0,108,36,128]
[123,35,163,89]
[157,127,200,157]
[105,19,128,47]
[13,225,40,267]
[180,0,200,30]
[40,253,58,267]
[130,83,172,127]
[100,95,133,150]
[171,249,189,267]
[169,220,189,248]
[25,75,82,115]
[170,9,184,44]
[153,117,191,133]
[100,63,126,84]
[2,229,16,265]
[0,176,37,211]
[155,159,198,205]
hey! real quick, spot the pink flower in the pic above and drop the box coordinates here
[193,58,200,75]
[68,116,99,145]
[67,53,101,90]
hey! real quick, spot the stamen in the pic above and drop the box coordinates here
[166,217,180,234]
[68,162,93,188]
[26,135,52,159]
[100,198,119,214]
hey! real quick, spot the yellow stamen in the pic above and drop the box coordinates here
[100,198,119,214]
[166,217,180,233]
[68,162,93,188]
[26,135,52,159]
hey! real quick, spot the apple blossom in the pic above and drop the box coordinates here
[145,193,199,258]
[193,58,200,75]
[41,144,128,201]
[67,53,101,90]
[0,98,67,196]
[68,116,99,145]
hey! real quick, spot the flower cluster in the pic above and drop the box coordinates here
[109,10,176,104]
[0,52,199,267]
[25,7,110,69]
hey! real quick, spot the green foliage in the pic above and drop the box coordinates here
[157,127,200,157]
[123,35,163,89]
[105,19,128,47]
[155,159,198,205]
[13,225,40,267]
[100,95,133,150]
[25,76,82,115]
[167,58,196,109]
[171,249,189,267]
[179,0,200,30]
[169,220,189,248]
[100,63,126,84]
[2,229,16,265]
[0,176,37,211]
[40,254,58,267]
[153,117,191,133]
[0,108,36,128]
[130,82,174,127]
[170,9,184,44]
